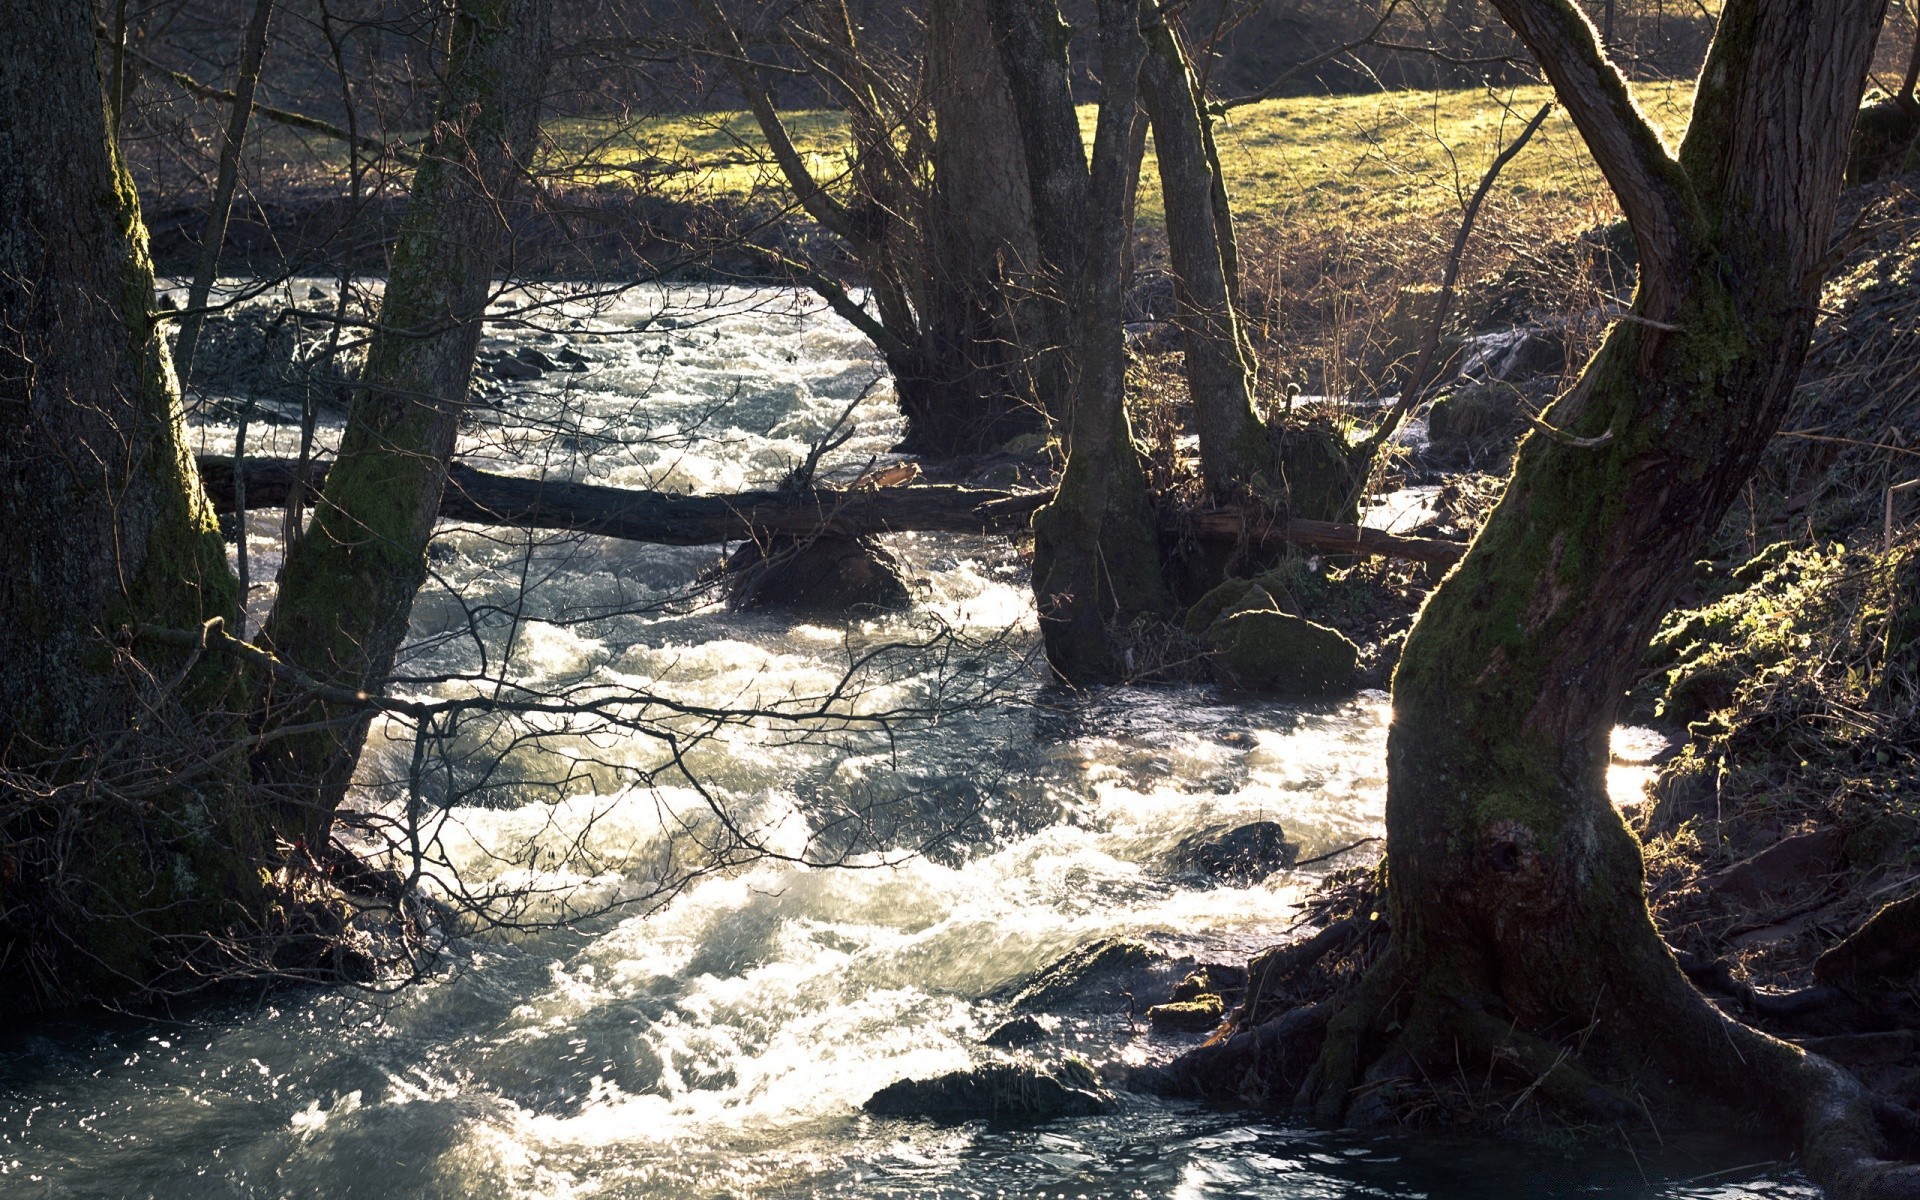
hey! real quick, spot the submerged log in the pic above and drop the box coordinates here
[196,455,1466,565]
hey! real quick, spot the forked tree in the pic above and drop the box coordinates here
[256,0,553,844]
[1307,1,1919,1192]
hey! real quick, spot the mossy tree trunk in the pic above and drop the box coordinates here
[0,2,271,1007]
[1138,20,1268,496]
[1306,2,1920,1193]
[255,0,551,846]
[1021,0,1171,683]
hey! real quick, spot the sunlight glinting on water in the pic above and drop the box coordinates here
[0,284,1809,1200]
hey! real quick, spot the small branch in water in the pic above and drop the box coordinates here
[1293,837,1382,869]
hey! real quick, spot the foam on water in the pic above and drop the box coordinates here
[0,285,1808,1199]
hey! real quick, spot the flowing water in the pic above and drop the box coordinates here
[0,285,1811,1198]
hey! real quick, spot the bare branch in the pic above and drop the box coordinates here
[1483,0,1696,301]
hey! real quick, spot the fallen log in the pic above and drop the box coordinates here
[197,455,1466,565]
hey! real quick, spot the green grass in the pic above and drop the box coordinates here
[536,80,1696,229]
[246,79,1698,233]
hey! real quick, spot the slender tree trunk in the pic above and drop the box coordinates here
[1027,0,1170,683]
[171,0,275,389]
[985,0,1093,427]
[1300,2,1920,1192]
[0,2,268,1007]
[1139,20,1267,495]
[256,0,552,846]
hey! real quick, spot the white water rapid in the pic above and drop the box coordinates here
[0,284,1809,1199]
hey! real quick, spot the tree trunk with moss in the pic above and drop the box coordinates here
[1295,2,1920,1193]
[0,2,271,1008]
[1138,20,1268,496]
[1025,0,1170,683]
[256,0,551,846]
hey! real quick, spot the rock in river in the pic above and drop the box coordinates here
[1000,937,1167,1014]
[863,1057,1116,1123]
[724,533,910,613]
[1167,821,1297,885]
[1205,608,1358,696]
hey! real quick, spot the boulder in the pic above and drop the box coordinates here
[1147,993,1224,1034]
[515,347,562,372]
[1167,822,1298,885]
[1204,608,1358,696]
[486,352,544,381]
[1182,577,1270,637]
[724,534,910,613]
[981,1014,1055,1049]
[1001,937,1165,1014]
[862,1057,1116,1122]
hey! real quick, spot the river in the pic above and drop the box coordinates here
[0,284,1811,1198]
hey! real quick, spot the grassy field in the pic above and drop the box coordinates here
[537,80,1696,230]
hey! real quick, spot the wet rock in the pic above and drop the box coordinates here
[1705,829,1844,905]
[556,346,592,370]
[862,1057,1116,1123]
[306,285,328,301]
[1147,993,1224,1034]
[1003,937,1164,1014]
[486,352,544,381]
[724,534,911,613]
[981,1014,1055,1048]
[1167,822,1298,885]
[1204,608,1358,696]
[1170,965,1247,1001]
[1182,578,1268,637]
[515,347,562,372]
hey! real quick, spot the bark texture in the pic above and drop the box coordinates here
[257,0,551,844]
[916,0,1052,449]
[0,2,267,1006]
[1139,21,1267,495]
[709,0,1045,455]
[1024,0,1171,683]
[1308,2,1919,1193]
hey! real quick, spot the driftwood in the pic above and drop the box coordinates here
[197,455,1466,565]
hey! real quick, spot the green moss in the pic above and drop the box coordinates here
[1204,608,1358,695]
[1148,992,1225,1032]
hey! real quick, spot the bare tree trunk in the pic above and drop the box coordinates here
[985,0,1094,426]
[1293,2,1920,1192]
[912,0,1052,452]
[1139,19,1268,495]
[171,0,275,389]
[0,1,268,1007]
[256,0,552,846]
[1026,0,1171,683]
